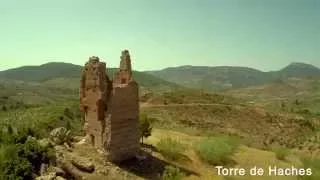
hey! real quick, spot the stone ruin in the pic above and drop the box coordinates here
[79,50,140,162]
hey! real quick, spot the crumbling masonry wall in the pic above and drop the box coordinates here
[80,56,111,149]
[106,82,140,162]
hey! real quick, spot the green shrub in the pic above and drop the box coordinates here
[21,138,56,170]
[66,119,72,130]
[156,137,186,161]
[272,145,289,160]
[1,105,7,111]
[0,126,40,145]
[295,99,302,105]
[194,136,239,165]
[63,108,74,119]
[0,144,33,180]
[161,165,185,180]
[139,113,153,144]
[299,156,320,180]
[296,109,311,115]
[0,128,55,179]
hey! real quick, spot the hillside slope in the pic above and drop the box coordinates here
[0,62,82,82]
[2,62,319,92]
[146,63,320,91]
[227,77,320,114]
[0,62,183,92]
[276,62,320,78]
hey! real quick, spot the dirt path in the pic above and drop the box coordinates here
[140,103,245,108]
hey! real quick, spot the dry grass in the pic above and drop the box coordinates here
[156,137,187,161]
[194,136,240,166]
[271,145,290,161]
[145,129,305,180]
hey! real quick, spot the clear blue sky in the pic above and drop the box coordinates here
[0,0,319,71]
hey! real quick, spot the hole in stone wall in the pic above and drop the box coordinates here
[90,134,95,146]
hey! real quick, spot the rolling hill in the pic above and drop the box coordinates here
[1,61,319,92]
[146,62,320,91]
[0,62,183,92]
[276,62,320,78]
[0,62,82,82]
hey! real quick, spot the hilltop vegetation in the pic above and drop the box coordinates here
[0,62,82,82]
[147,62,320,91]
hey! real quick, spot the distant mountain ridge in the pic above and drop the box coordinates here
[0,62,183,92]
[146,62,320,91]
[0,62,319,92]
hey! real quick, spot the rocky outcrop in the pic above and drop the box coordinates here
[52,167,66,177]
[54,149,88,180]
[38,138,51,148]
[35,172,66,180]
[49,127,72,146]
[71,155,95,173]
[59,161,85,180]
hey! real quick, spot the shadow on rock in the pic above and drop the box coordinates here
[116,150,199,180]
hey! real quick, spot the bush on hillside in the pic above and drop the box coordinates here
[299,156,320,180]
[66,119,72,130]
[161,165,185,180]
[63,107,74,119]
[37,105,84,136]
[194,136,239,165]
[2,105,7,111]
[0,96,9,100]
[139,113,153,144]
[0,125,36,144]
[156,137,186,161]
[0,145,32,180]
[296,108,311,115]
[0,127,55,179]
[271,145,290,161]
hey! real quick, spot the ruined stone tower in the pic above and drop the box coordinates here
[80,56,110,148]
[80,50,140,162]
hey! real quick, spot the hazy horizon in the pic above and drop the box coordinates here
[1,0,319,71]
[1,61,319,73]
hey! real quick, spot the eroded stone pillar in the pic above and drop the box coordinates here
[79,56,111,149]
